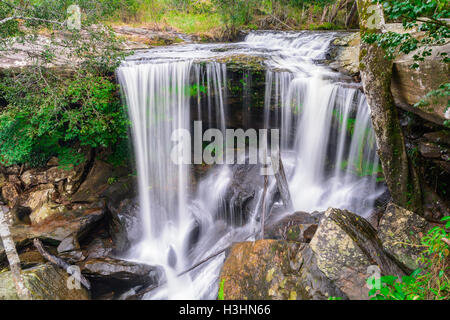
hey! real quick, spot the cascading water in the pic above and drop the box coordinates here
[117,31,385,300]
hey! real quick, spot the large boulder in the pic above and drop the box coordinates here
[378,203,429,271]
[106,198,139,253]
[219,240,345,300]
[0,263,89,300]
[79,257,164,298]
[391,43,450,125]
[220,208,405,300]
[331,31,449,125]
[3,205,105,251]
[72,159,129,203]
[310,208,404,300]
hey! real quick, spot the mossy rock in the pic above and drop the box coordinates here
[219,240,345,300]
[215,54,266,72]
[0,263,89,300]
[378,203,429,271]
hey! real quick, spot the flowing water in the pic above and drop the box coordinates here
[117,31,386,300]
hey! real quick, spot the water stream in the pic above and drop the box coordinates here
[117,31,386,300]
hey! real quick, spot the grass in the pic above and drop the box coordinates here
[162,11,223,34]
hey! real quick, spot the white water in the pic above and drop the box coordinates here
[117,31,385,300]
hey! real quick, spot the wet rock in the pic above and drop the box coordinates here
[8,174,21,185]
[79,257,164,298]
[106,198,138,253]
[330,33,360,76]
[0,263,89,300]
[57,235,80,253]
[378,203,429,271]
[84,237,114,260]
[59,250,86,264]
[220,164,271,226]
[5,206,105,249]
[219,240,346,300]
[265,211,321,242]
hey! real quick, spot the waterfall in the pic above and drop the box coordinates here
[117,31,385,300]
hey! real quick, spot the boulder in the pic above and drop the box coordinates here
[57,235,80,253]
[79,257,164,298]
[219,240,346,300]
[264,211,321,243]
[391,43,450,125]
[378,203,429,271]
[0,263,89,300]
[20,170,47,188]
[331,32,449,125]
[1,182,20,206]
[330,32,360,76]
[418,141,443,159]
[84,237,114,260]
[72,159,128,203]
[424,131,450,146]
[0,172,7,189]
[21,184,62,225]
[107,198,139,253]
[309,208,405,300]
[5,205,105,249]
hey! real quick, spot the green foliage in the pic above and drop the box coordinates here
[308,22,340,30]
[367,217,450,300]
[218,279,225,300]
[0,72,129,167]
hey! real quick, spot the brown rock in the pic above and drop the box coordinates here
[0,173,7,189]
[424,131,450,146]
[21,169,47,188]
[264,211,320,243]
[418,141,442,159]
[46,157,59,167]
[219,240,345,300]
[1,182,20,206]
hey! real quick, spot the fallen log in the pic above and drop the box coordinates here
[33,238,91,290]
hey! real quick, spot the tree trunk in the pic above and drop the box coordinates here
[346,0,358,28]
[357,0,422,213]
[328,0,340,23]
[321,6,329,23]
[0,208,31,300]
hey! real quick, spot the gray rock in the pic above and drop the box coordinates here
[378,203,429,271]
[0,263,89,300]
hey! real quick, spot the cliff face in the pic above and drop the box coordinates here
[331,30,450,126]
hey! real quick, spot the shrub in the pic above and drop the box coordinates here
[367,217,450,300]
